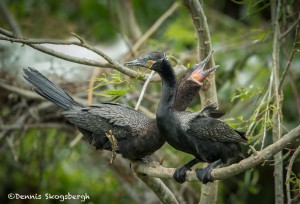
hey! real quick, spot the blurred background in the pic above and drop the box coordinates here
[0,0,299,203]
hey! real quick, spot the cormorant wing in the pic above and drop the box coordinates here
[178,112,246,143]
[62,102,153,139]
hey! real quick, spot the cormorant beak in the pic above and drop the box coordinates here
[124,59,148,68]
[191,50,218,83]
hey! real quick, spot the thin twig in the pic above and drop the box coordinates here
[135,70,155,110]
[0,81,41,100]
[279,24,299,90]
[1,123,74,132]
[87,68,102,105]
[261,71,273,150]
[69,133,84,148]
[280,13,300,40]
[0,80,86,104]
[286,145,300,204]
[0,0,22,37]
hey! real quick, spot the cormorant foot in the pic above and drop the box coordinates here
[195,167,213,184]
[139,156,152,163]
[173,166,189,184]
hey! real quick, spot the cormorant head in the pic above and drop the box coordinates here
[190,50,218,83]
[124,52,166,70]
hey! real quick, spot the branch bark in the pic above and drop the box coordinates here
[271,0,284,203]
[285,145,300,204]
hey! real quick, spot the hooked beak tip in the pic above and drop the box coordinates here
[124,59,141,67]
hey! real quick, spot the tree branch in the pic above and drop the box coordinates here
[285,145,300,204]
[135,173,179,204]
[133,124,300,181]
[271,0,284,203]
[0,0,22,37]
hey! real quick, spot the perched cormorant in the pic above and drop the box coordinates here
[126,52,247,184]
[23,55,218,161]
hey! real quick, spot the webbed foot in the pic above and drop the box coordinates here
[195,166,213,184]
[173,165,190,184]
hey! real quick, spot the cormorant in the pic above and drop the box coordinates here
[125,52,247,184]
[23,55,218,161]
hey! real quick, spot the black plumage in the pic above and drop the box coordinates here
[136,54,247,184]
[23,56,217,161]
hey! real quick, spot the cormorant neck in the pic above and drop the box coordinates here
[156,60,177,114]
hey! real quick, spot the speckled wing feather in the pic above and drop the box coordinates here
[178,112,246,143]
[62,102,152,140]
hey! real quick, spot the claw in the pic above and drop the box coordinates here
[195,166,213,184]
[173,165,190,183]
[139,156,152,163]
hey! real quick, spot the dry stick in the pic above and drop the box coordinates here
[288,71,300,116]
[133,124,300,181]
[261,72,273,150]
[271,0,284,203]
[0,0,22,37]
[1,123,74,132]
[184,0,218,203]
[279,24,299,90]
[0,81,86,104]
[280,13,300,40]
[285,145,300,204]
[0,81,41,100]
[135,71,155,110]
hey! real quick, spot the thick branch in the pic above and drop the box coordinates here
[135,173,179,204]
[133,124,300,181]
[271,0,284,203]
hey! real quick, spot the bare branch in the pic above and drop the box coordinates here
[0,81,41,100]
[1,123,74,132]
[135,172,179,204]
[135,70,155,110]
[279,24,299,90]
[271,0,284,203]
[285,146,300,204]
[280,13,300,40]
[0,80,86,105]
[133,124,300,181]
[0,0,22,37]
